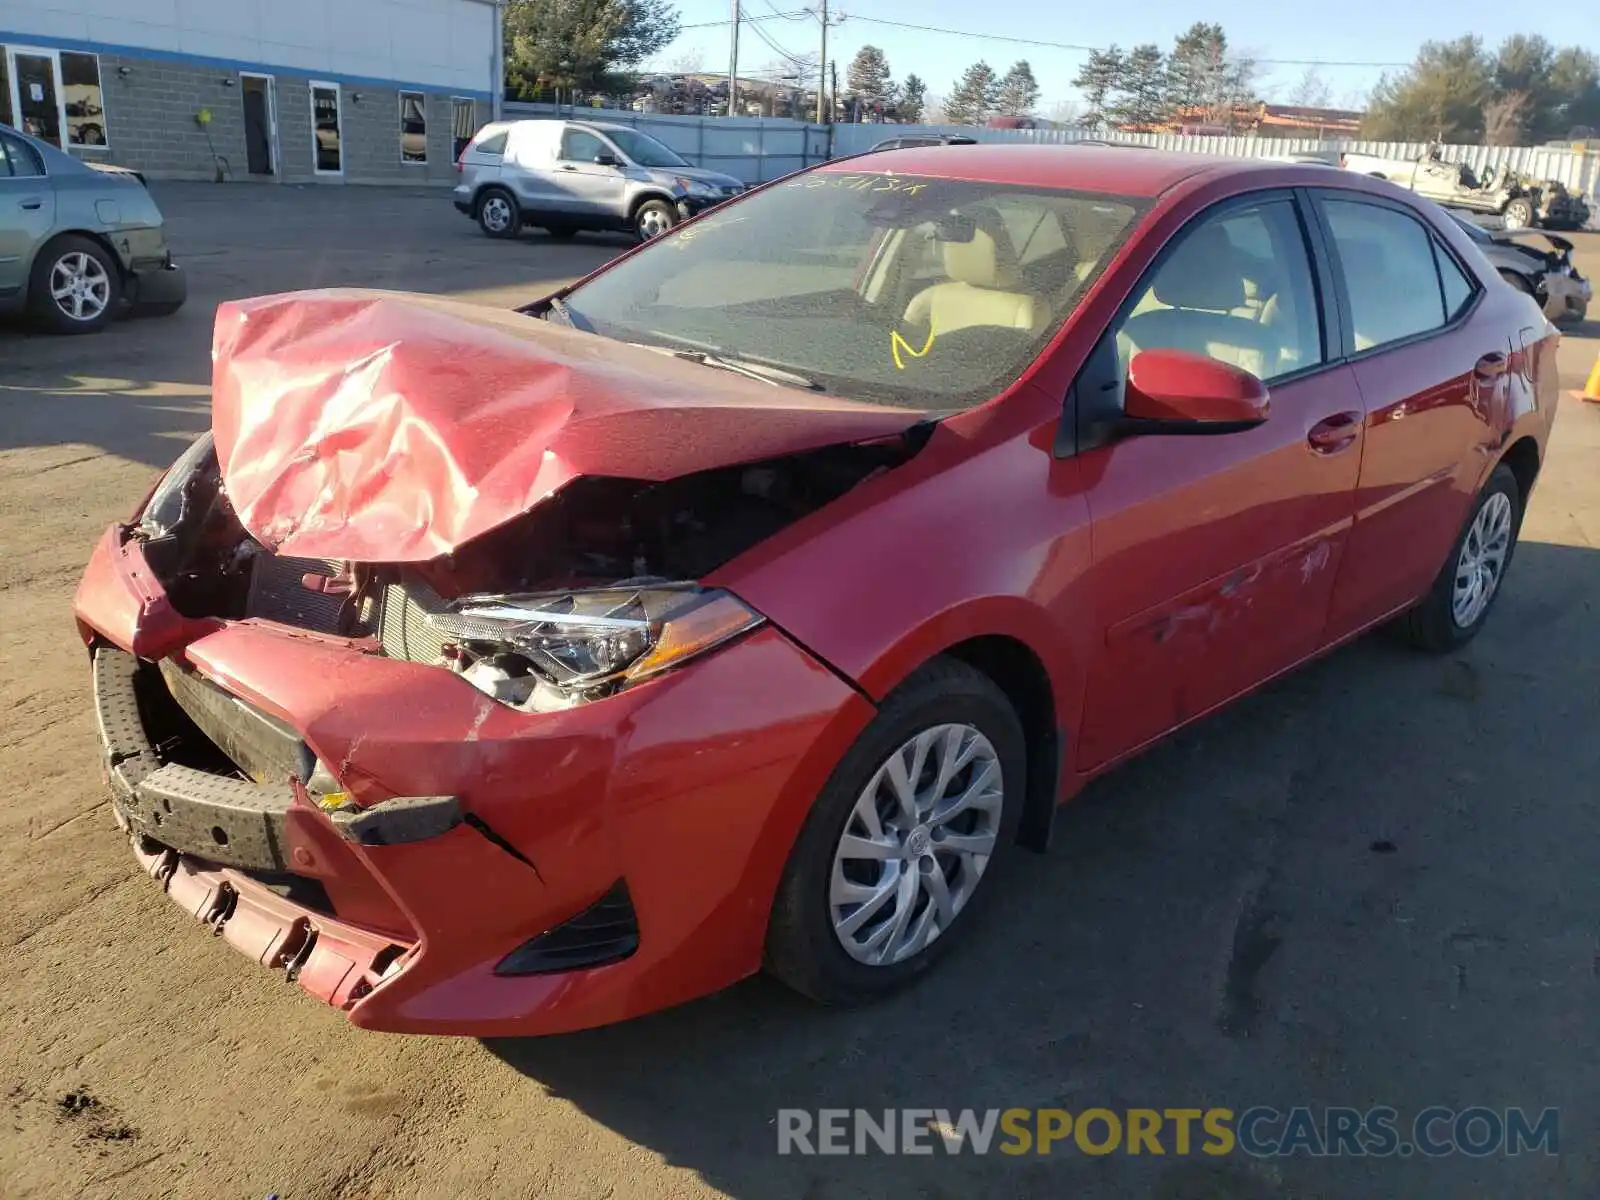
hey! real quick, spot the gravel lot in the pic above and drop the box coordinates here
[1,183,1598,1200]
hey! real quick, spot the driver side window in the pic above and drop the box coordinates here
[1114,198,1324,386]
[560,129,608,162]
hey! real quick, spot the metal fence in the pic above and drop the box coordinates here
[502,102,831,183]
[499,102,1599,223]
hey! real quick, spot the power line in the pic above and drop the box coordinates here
[746,16,813,67]
[680,11,1414,71]
[839,15,1411,69]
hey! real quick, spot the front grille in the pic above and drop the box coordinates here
[494,881,641,975]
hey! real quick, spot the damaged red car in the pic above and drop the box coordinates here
[75,147,1560,1036]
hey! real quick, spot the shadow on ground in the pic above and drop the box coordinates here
[484,540,1600,1200]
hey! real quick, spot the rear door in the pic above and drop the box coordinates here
[1074,191,1367,769]
[0,131,55,296]
[1308,191,1501,643]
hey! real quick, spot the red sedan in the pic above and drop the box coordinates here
[75,147,1559,1035]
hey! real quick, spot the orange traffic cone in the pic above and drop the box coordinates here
[1585,353,1600,404]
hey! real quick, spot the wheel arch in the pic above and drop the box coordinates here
[1498,435,1541,511]
[27,229,128,290]
[627,189,678,220]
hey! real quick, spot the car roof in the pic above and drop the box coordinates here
[828,143,1305,198]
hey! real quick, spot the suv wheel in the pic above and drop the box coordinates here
[1502,197,1535,230]
[476,188,520,239]
[634,199,676,241]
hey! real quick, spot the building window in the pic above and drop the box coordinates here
[451,97,475,159]
[400,91,426,163]
[0,51,13,130]
[311,82,341,174]
[61,51,106,147]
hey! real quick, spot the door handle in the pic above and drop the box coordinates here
[558,164,577,171]
[1474,352,1508,378]
[1307,411,1362,454]
[19,199,42,210]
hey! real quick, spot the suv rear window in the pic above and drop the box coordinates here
[472,130,507,156]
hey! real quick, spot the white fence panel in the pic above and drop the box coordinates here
[499,103,1598,220]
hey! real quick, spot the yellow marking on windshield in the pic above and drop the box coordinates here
[788,173,927,196]
[891,325,937,370]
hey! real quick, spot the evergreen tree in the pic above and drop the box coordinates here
[1073,46,1125,130]
[846,45,894,119]
[944,61,999,125]
[995,60,1041,117]
[897,73,927,123]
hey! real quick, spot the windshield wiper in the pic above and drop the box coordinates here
[670,350,824,391]
[544,295,593,332]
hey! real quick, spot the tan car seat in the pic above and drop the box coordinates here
[904,208,1046,335]
[1117,223,1281,380]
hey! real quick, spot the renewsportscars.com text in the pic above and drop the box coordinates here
[776,1106,1560,1158]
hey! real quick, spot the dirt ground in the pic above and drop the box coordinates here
[1,184,1598,1200]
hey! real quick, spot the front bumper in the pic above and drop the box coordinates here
[1544,273,1591,323]
[127,257,187,310]
[76,525,872,1035]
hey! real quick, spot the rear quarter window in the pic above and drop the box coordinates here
[472,130,508,156]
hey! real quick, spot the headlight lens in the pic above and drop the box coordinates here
[676,176,717,198]
[425,585,764,706]
[137,432,216,537]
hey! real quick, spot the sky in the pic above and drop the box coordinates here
[644,0,1596,114]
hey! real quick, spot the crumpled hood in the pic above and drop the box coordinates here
[211,289,924,562]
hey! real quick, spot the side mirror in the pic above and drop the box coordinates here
[1120,348,1269,435]
[594,152,622,168]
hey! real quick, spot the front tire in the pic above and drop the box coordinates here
[28,235,121,334]
[1399,464,1522,653]
[633,199,677,241]
[765,657,1025,1006]
[475,187,520,239]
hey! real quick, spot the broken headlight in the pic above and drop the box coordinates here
[425,585,765,710]
[136,432,217,538]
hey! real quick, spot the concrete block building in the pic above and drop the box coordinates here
[1,0,502,184]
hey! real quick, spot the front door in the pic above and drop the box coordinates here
[8,49,63,147]
[241,75,275,175]
[554,126,628,221]
[1074,192,1366,769]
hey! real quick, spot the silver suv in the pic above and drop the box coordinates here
[452,119,747,242]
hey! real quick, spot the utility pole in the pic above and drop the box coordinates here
[727,0,740,118]
[830,60,839,125]
[815,0,828,124]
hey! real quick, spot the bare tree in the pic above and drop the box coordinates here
[1482,90,1532,144]
[668,50,705,76]
[1285,67,1334,109]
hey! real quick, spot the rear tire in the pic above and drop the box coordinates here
[27,235,121,334]
[476,187,520,239]
[1399,465,1522,653]
[765,657,1025,1006]
[1501,197,1535,231]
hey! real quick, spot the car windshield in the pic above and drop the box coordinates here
[607,129,689,168]
[560,171,1144,409]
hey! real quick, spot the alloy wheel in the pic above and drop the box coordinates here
[829,723,1004,966]
[481,196,512,233]
[637,207,672,239]
[1452,491,1513,628]
[49,252,112,323]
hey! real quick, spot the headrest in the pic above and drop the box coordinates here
[1151,222,1246,311]
[942,207,1020,289]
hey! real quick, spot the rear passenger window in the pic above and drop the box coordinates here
[1115,199,1323,384]
[472,130,507,156]
[1321,199,1448,351]
[1434,241,1477,320]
